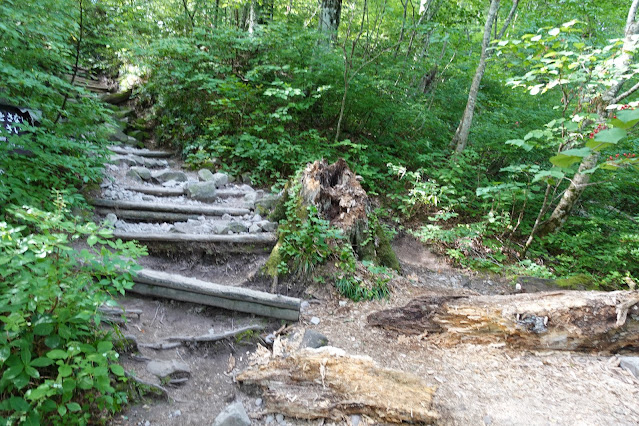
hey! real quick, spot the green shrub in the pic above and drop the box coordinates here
[0,200,146,424]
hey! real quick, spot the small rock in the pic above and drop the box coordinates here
[228,221,248,233]
[255,398,262,407]
[144,421,150,426]
[104,213,118,225]
[351,415,361,426]
[620,357,639,379]
[241,172,252,185]
[257,220,277,232]
[212,172,229,188]
[161,179,180,187]
[339,300,347,307]
[275,414,284,423]
[143,157,168,168]
[255,194,281,211]
[127,166,152,181]
[198,169,215,181]
[300,301,310,310]
[248,224,261,234]
[142,195,154,201]
[301,329,329,349]
[252,214,262,222]
[515,283,522,291]
[146,360,190,380]
[310,317,320,325]
[264,333,275,345]
[243,192,257,205]
[265,415,275,424]
[212,401,250,426]
[222,213,232,221]
[483,415,493,425]
[152,169,188,183]
[185,181,217,202]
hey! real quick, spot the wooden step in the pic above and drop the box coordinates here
[108,146,174,158]
[124,185,248,199]
[96,208,203,222]
[113,232,276,245]
[92,199,251,216]
[130,268,300,321]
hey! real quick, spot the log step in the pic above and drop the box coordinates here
[92,199,251,216]
[130,268,300,321]
[96,208,204,222]
[124,186,248,199]
[108,146,174,158]
[113,231,276,245]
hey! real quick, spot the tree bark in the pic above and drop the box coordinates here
[450,0,500,153]
[318,0,342,41]
[368,291,639,353]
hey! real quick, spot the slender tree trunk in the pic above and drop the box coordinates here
[536,0,639,237]
[319,0,342,42]
[450,0,500,153]
[247,1,259,35]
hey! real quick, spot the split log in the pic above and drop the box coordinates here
[92,198,250,216]
[129,268,300,321]
[109,146,174,158]
[367,291,639,353]
[237,347,438,423]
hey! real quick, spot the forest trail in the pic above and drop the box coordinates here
[92,94,639,425]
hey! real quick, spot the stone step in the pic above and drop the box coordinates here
[92,198,251,216]
[108,145,174,158]
[130,268,299,321]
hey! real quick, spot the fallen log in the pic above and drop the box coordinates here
[164,324,265,343]
[92,198,250,216]
[367,291,639,353]
[124,186,185,196]
[237,346,438,424]
[109,146,174,158]
[113,231,276,245]
[129,269,300,321]
[96,208,202,223]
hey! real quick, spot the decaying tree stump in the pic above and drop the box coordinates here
[266,159,399,278]
[237,346,438,424]
[368,291,639,353]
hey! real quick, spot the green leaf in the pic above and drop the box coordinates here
[532,169,565,183]
[58,365,73,377]
[611,109,639,129]
[46,349,68,359]
[66,402,81,412]
[110,364,125,377]
[3,364,24,381]
[33,322,54,336]
[550,148,591,168]
[0,346,9,365]
[9,397,30,412]
[97,341,113,354]
[30,357,54,367]
[505,139,533,151]
[594,128,626,144]
[87,235,98,246]
[57,405,67,417]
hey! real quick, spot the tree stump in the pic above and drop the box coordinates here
[266,159,399,280]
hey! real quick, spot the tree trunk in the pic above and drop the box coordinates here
[450,0,500,153]
[536,0,639,236]
[368,291,639,353]
[247,0,259,35]
[318,0,342,41]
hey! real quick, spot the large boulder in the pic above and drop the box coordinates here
[212,401,250,426]
[152,169,188,183]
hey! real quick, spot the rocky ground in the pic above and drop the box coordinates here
[96,102,639,426]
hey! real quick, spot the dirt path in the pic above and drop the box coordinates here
[98,120,638,425]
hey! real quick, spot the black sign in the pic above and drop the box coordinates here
[0,100,41,155]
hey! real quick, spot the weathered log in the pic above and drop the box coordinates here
[96,208,202,223]
[113,231,276,245]
[237,347,438,423]
[129,268,300,321]
[164,324,265,343]
[123,186,248,199]
[368,291,639,353]
[108,146,174,158]
[92,198,250,216]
